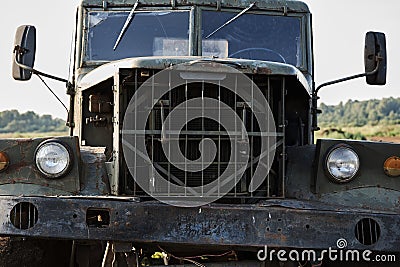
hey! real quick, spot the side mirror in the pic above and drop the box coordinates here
[12,25,36,81]
[364,31,387,85]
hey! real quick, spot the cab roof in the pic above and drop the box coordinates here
[81,0,310,13]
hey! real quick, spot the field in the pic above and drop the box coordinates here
[1,125,399,143]
[316,124,400,143]
[0,131,68,139]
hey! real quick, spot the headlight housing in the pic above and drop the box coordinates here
[326,145,360,183]
[35,141,72,178]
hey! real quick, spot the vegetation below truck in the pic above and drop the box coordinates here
[1,0,398,266]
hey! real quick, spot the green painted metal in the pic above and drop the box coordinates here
[0,136,110,196]
[286,144,400,213]
[77,57,312,93]
[0,137,80,195]
[314,139,400,193]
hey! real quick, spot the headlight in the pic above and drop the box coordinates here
[35,141,72,178]
[326,146,360,183]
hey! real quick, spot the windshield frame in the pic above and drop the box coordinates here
[80,5,308,72]
[199,7,307,70]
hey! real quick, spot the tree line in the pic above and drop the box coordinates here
[1,97,399,133]
[0,110,67,133]
[318,97,400,127]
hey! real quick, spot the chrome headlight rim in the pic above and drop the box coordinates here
[325,144,360,184]
[34,140,73,179]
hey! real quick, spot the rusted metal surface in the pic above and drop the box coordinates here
[317,188,400,213]
[287,144,400,213]
[0,196,399,252]
[285,145,316,200]
[0,137,81,195]
[79,146,111,195]
[150,262,264,267]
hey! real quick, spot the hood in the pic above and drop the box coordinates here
[77,56,312,94]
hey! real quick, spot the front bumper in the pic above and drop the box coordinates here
[0,196,399,252]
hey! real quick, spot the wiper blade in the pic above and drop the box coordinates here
[113,0,140,50]
[205,2,255,39]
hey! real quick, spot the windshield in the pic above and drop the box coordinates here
[86,11,190,61]
[202,11,302,66]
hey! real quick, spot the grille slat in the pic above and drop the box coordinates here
[10,202,38,230]
[355,218,381,246]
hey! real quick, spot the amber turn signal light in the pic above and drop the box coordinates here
[0,151,10,172]
[383,156,400,177]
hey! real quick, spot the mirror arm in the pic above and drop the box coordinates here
[311,57,382,131]
[314,58,381,94]
[14,50,69,84]
[14,51,76,132]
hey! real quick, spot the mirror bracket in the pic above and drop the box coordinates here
[13,45,29,56]
[311,32,387,131]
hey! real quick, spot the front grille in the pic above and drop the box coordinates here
[120,68,285,202]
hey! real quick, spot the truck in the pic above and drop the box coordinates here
[2,0,397,266]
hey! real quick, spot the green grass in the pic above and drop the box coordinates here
[316,124,400,141]
[2,124,400,143]
[0,131,69,139]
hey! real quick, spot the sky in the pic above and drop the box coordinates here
[0,0,399,120]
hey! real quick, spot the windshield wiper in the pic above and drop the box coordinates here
[205,2,255,39]
[113,0,140,50]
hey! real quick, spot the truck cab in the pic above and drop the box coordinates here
[2,0,398,266]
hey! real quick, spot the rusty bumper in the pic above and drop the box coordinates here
[0,196,399,252]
